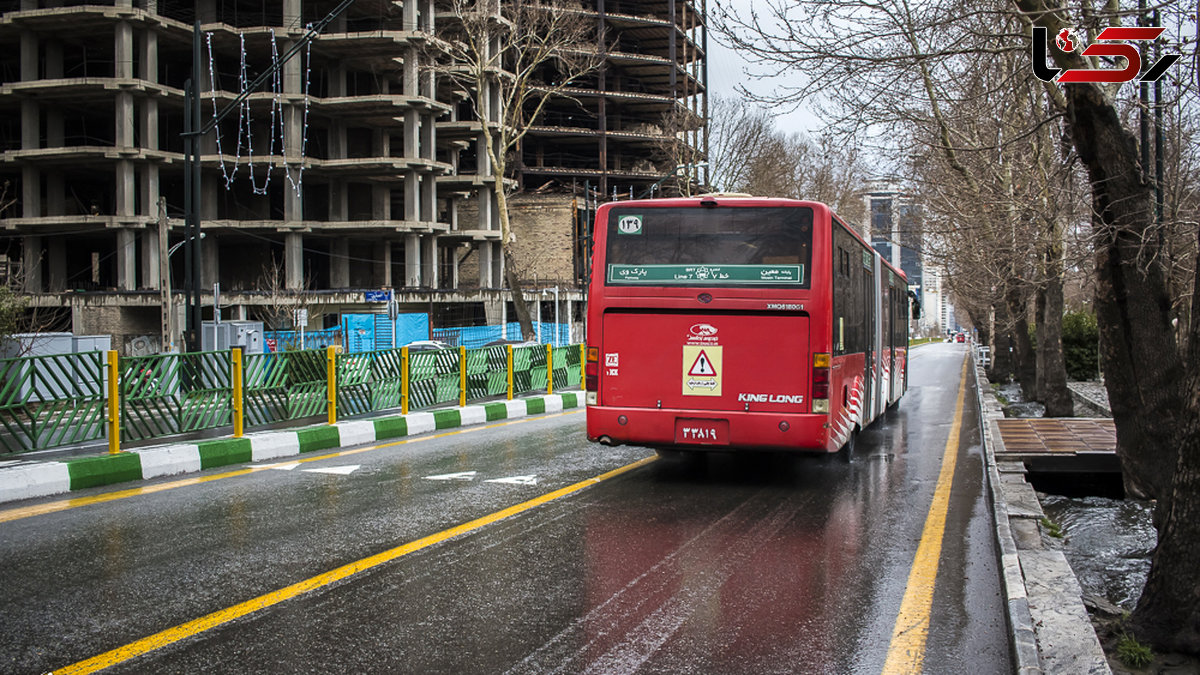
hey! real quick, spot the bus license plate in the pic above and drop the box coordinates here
[674,418,729,446]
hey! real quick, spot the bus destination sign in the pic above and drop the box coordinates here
[608,264,805,285]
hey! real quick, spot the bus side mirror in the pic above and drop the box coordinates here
[908,290,921,320]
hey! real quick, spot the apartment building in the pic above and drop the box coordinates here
[0,0,705,351]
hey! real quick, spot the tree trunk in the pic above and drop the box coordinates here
[1014,2,1200,649]
[990,300,1015,382]
[1038,274,1074,416]
[504,251,536,341]
[1005,284,1038,402]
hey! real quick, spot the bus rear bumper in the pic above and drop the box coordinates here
[586,406,833,453]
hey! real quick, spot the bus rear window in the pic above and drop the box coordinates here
[604,206,813,287]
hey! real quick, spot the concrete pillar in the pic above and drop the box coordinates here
[22,166,40,219]
[404,172,420,222]
[421,174,435,222]
[478,241,493,290]
[142,226,161,290]
[116,160,135,218]
[405,233,421,287]
[478,188,493,231]
[285,233,303,290]
[331,238,350,288]
[421,235,437,288]
[20,32,37,81]
[283,0,301,29]
[21,101,38,150]
[117,229,137,290]
[23,236,42,293]
[115,21,133,78]
[375,241,392,287]
[140,165,160,220]
[48,238,66,292]
[404,0,419,31]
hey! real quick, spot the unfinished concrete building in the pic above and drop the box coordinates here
[0,0,704,351]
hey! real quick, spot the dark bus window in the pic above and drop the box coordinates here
[604,207,813,288]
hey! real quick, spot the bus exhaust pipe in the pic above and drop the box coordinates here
[598,435,617,446]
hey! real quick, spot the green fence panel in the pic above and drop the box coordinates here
[465,346,509,401]
[408,349,460,410]
[336,351,376,418]
[0,351,107,454]
[370,350,404,412]
[177,351,233,434]
[552,345,581,390]
[244,349,327,428]
[120,352,182,441]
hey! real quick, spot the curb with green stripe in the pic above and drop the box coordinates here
[0,392,583,505]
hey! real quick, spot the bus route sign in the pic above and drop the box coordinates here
[608,264,805,285]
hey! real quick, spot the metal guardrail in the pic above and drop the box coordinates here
[0,344,584,455]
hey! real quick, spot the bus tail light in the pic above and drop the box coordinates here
[812,353,830,413]
[585,346,600,395]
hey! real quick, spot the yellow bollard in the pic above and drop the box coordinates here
[580,343,586,389]
[546,344,553,395]
[506,345,514,401]
[231,348,244,438]
[459,345,467,407]
[106,350,120,454]
[326,345,338,425]
[401,346,410,415]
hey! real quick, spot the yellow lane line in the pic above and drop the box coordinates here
[0,410,583,525]
[54,454,658,675]
[882,355,969,674]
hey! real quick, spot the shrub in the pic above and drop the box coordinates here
[1062,311,1099,381]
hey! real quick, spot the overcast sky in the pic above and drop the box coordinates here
[704,0,824,138]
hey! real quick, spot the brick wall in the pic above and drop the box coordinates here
[458,193,581,290]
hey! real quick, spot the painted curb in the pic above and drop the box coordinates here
[972,355,1044,674]
[0,392,583,506]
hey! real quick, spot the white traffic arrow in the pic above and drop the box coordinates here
[303,465,360,476]
[251,461,301,471]
[423,471,478,481]
[485,475,538,486]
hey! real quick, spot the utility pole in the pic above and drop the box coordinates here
[158,197,172,352]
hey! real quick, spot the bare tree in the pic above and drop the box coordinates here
[434,0,602,339]
[252,255,318,335]
[716,0,1200,652]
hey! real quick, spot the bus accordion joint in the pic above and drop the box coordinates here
[812,352,831,414]
[585,346,600,405]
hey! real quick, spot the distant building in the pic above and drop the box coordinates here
[864,182,937,335]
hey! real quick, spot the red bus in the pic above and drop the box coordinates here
[584,195,912,456]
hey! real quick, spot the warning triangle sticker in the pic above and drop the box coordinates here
[688,350,717,377]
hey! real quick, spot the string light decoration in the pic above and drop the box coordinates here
[205,27,313,197]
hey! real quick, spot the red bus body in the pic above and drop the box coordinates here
[585,196,909,454]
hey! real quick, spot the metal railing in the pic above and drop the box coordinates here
[0,343,585,455]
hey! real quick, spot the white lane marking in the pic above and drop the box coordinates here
[251,462,301,471]
[485,475,538,486]
[302,465,360,476]
[424,471,478,481]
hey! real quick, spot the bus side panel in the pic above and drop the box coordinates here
[830,352,866,452]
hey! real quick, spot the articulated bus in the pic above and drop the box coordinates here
[584,195,912,456]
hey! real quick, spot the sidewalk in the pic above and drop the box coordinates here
[0,391,583,506]
[975,359,1112,674]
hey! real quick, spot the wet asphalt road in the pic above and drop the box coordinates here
[0,342,1009,674]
